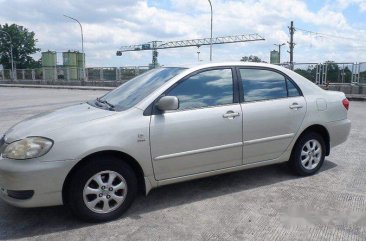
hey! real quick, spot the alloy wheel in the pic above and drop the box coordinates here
[300,139,322,170]
[83,170,128,214]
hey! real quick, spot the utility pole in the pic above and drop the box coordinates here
[207,0,213,61]
[151,41,161,68]
[288,21,295,69]
[274,43,286,64]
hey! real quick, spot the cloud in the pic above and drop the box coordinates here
[0,0,365,67]
[333,0,366,12]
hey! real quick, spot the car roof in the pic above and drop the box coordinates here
[162,61,287,70]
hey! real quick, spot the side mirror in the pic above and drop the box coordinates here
[156,96,179,111]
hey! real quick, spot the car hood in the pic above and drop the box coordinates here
[4,103,117,143]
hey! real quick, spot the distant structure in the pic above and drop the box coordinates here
[41,50,85,80]
[63,51,85,80]
[41,51,57,80]
[270,50,280,64]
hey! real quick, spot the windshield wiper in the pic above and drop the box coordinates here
[96,97,115,110]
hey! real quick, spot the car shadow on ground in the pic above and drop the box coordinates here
[0,160,337,240]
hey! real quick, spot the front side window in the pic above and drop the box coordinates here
[167,69,234,110]
[240,69,287,102]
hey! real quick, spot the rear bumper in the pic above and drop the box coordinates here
[325,119,351,148]
[0,156,77,208]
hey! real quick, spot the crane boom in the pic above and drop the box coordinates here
[117,33,265,53]
[116,33,265,68]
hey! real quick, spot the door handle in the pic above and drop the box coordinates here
[223,111,240,119]
[289,103,303,110]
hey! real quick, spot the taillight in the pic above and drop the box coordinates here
[342,98,349,110]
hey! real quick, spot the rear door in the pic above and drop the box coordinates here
[238,68,306,164]
[150,68,243,180]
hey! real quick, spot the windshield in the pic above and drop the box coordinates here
[96,67,186,111]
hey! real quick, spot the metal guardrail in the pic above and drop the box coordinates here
[0,66,149,82]
[291,62,366,85]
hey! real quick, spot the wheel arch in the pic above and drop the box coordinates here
[62,150,146,205]
[295,124,330,156]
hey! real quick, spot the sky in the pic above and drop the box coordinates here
[1,0,366,67]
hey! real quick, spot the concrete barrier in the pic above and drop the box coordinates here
[360,86,366,95]
[0,79,126,87]
[351,86,360,94]
[321,84,366,95]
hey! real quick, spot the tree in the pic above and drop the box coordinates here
[0,23,41,69]
[240,55,262,62]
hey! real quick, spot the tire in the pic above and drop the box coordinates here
[289,132,326,176]
[66,155,138,222]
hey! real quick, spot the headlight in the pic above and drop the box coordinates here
[3,137,53,160]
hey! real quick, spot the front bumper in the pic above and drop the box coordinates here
[0,156,77,208]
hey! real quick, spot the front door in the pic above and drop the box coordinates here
[150,68,243,180]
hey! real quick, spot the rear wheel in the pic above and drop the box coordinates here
[290,132,325,176]
[66,156,137,222]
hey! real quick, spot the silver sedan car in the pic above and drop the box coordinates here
[0,62,351,222]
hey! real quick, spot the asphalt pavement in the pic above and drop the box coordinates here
[0,87,365,241]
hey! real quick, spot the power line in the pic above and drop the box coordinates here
[295,27,364,43]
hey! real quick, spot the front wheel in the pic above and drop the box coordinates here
[290,132,325,176]
[66,156,137,222]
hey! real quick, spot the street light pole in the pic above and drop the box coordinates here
[196,45,201,62]
[274,43,286,64]
[0,30,15,80]
[208,0,213,61]
[63,15,86,81]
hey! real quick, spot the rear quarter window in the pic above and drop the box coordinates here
[287,79,301,97]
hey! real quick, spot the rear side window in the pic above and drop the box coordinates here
[240,69,287,102]
[287,79,301,97]
[167,68,234,110]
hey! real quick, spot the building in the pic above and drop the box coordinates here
[270,50,280,64]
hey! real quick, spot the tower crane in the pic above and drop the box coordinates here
[116,33,265,68]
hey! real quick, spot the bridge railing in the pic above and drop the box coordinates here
[0,66,149,82]
[290,62,366,86]
[1,63,365,86]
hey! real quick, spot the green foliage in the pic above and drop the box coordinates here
[294,68,316,82]
[0,23,41,69]
[240,55,262,62]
